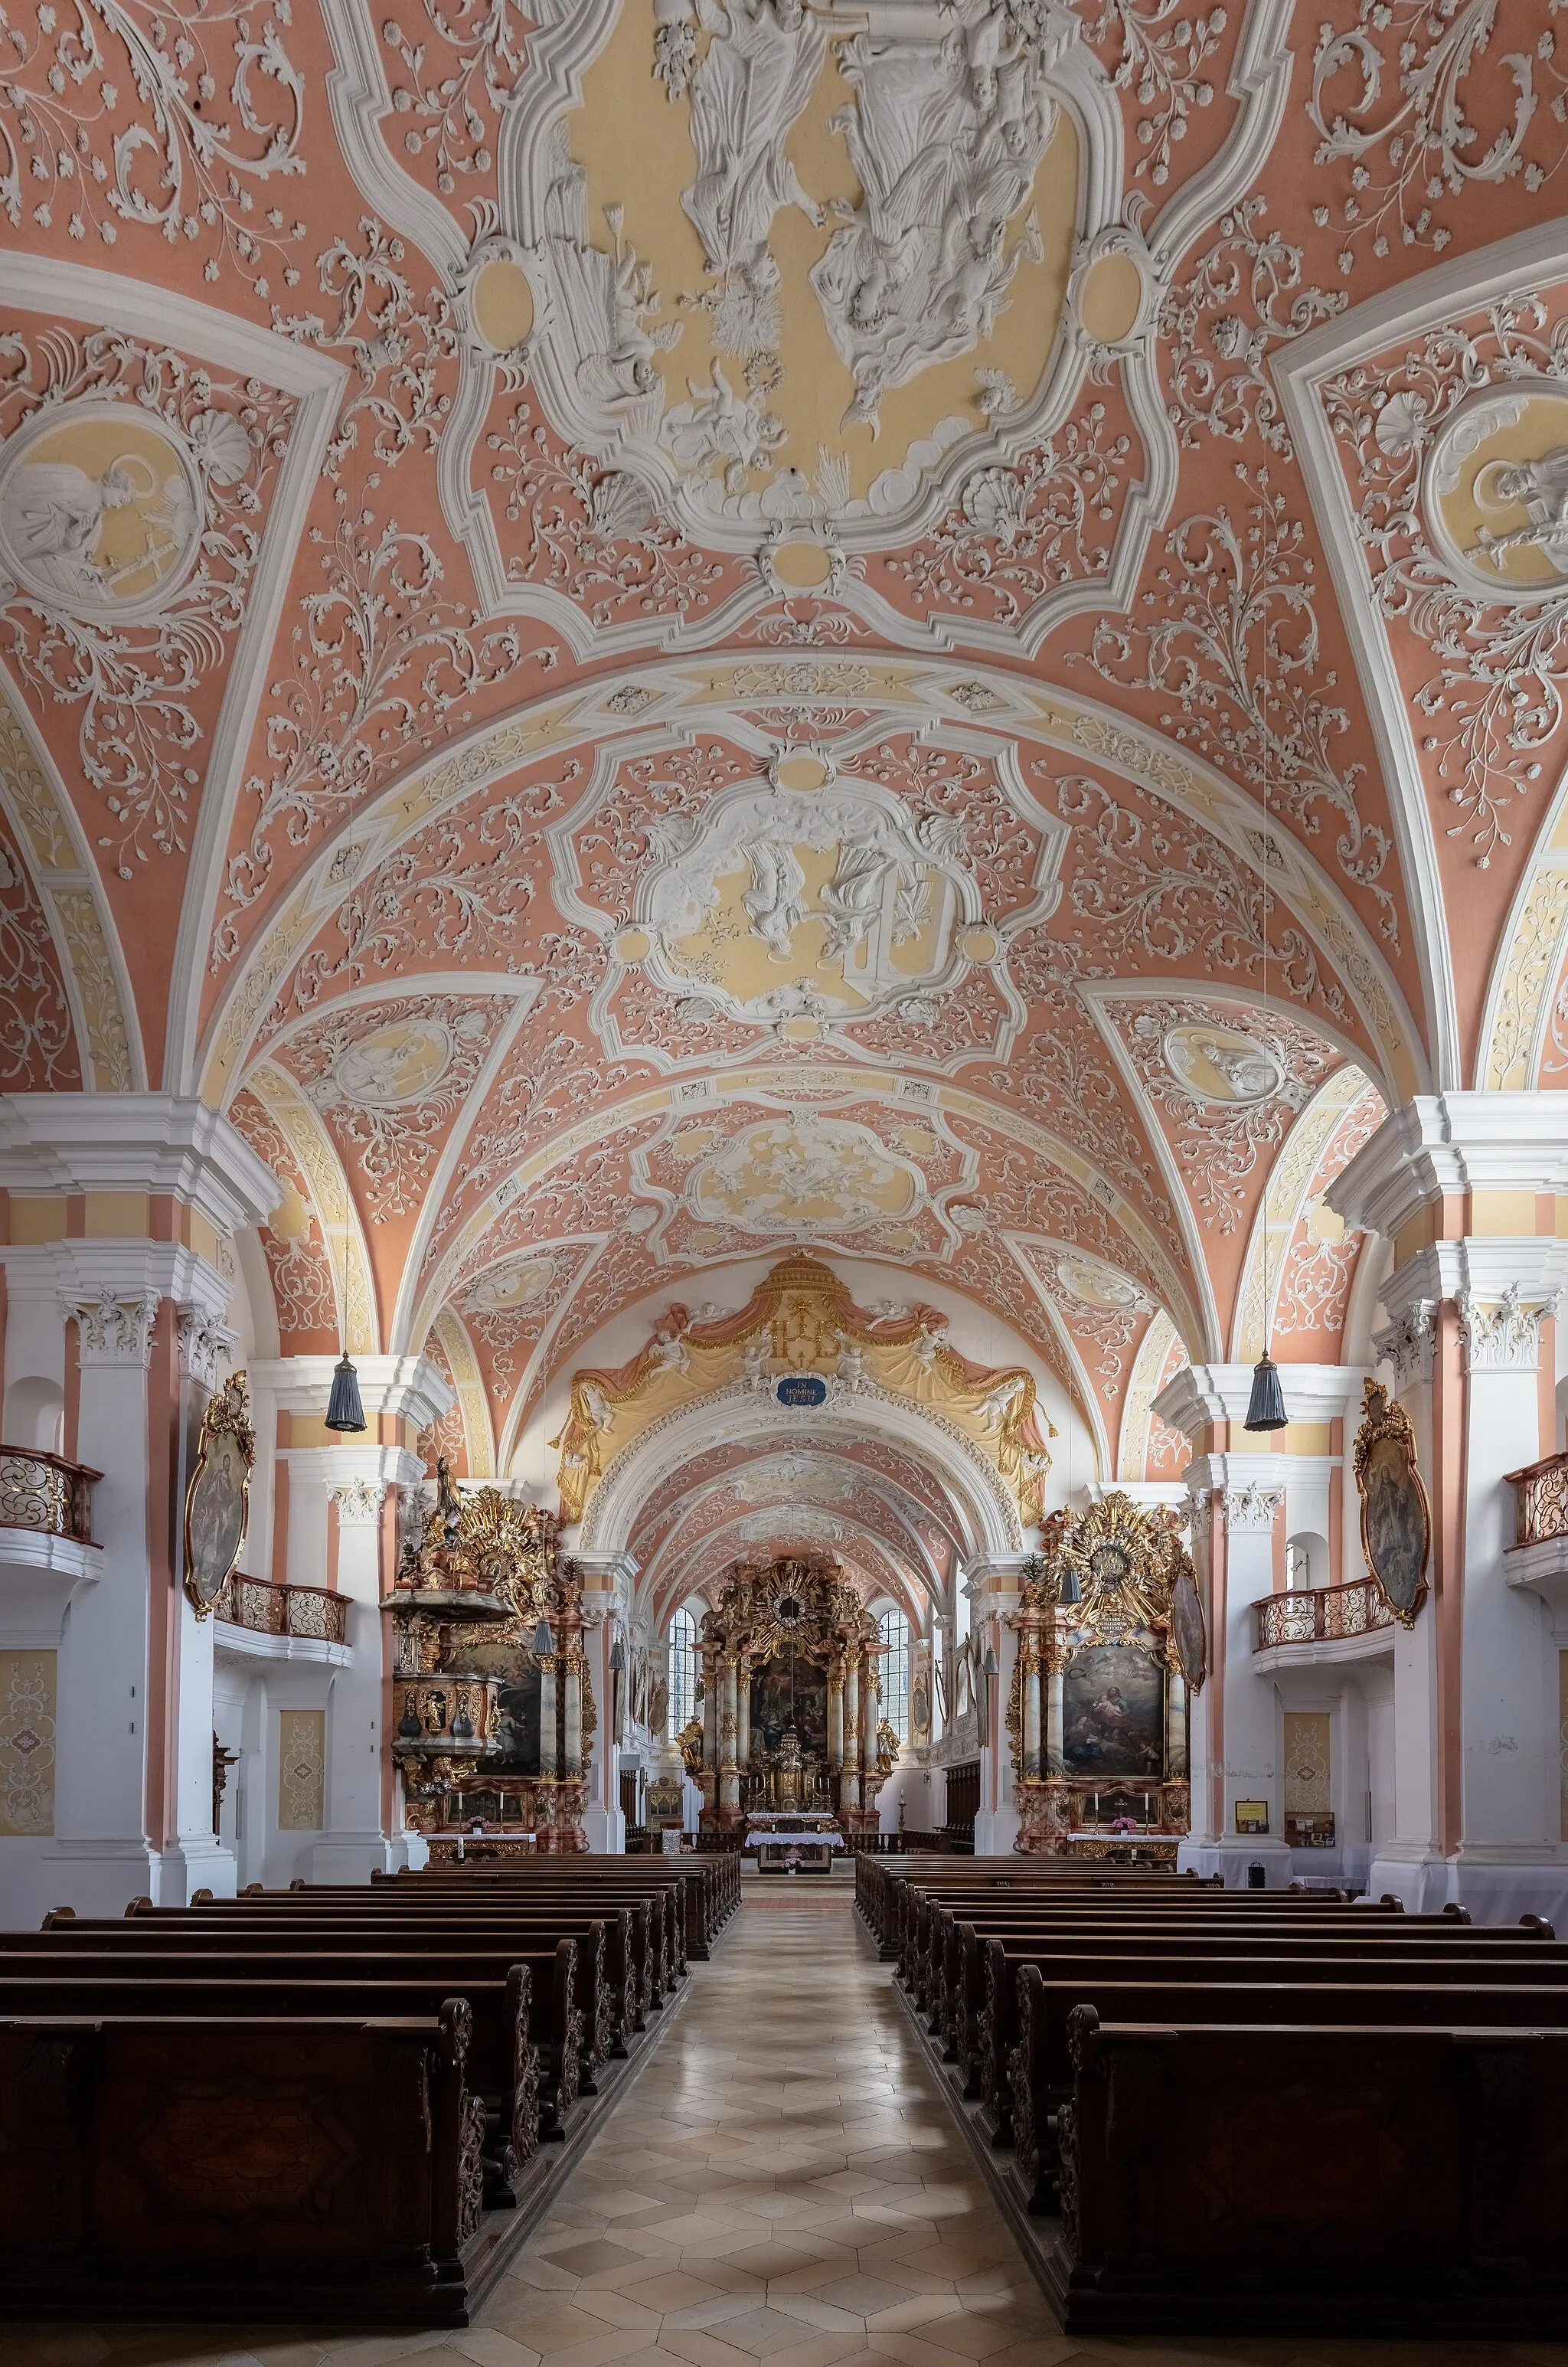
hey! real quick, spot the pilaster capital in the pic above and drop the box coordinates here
[71,1288,162,1369]
[1371,1297,1437,1389]
[1327,1092,1568,1238]
[1186,1453,1289,1535]
[0,1094,279,1235]
[1377,1238,1568,1378]
[178,1307,237,1390]
[332,1478,387,1526]
[251,1353,455,1430]
[1457,1284,1557,1375]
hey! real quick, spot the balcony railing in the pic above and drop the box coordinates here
[1504,1450,1568,1548]
[214,1572,348,1646]
[0,1446,100,1545]
[1255,1577,1394,1652]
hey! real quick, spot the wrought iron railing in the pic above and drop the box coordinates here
[0,1446,100,1545]
[214,1572,348,1645]
[1505,1450,1568,1548]
[1255,1577,1394,1652]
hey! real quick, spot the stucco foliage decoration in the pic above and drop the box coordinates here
[1159,195,1345,455]
[228,1088,339,1340]
[1062,0,1229,188]
[1323,294,1568,865]
[273,994,505,1217]
[1080,466,1398,943]
[884,406,1132,630]
[378,0,531,198]
[485,403,732,629]
[1118,995,1340,1233]
[0,821,77,1087]
[0,329,296,875]
[219,520,554,937]
[274,220,460,481]
[0,0,306,299]
[1308,1,1568,281]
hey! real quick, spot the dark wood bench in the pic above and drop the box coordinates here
[1010,1965,1568,2211]
[106,1905,626,2071]
[0,2005,502,2325]
[0,1950,573,2189]
[1043,2006,1568,2335]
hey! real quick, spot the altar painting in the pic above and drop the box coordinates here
[751,1655,828,1759]
[455,1640,543,1777]
[1061,1642,1164,1780]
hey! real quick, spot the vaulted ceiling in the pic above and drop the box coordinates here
[5,0,1567,1612]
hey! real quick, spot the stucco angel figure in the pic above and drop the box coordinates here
[681,0,827,345]
[662,358,787,492]
[741,835,810,956]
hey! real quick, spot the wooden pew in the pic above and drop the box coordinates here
[0,2005,506,2325]
[109,1903,627,2071]
[1042,2006,1568,2335]
[0,1950,572,2186]
[1008,1963,1568,2212]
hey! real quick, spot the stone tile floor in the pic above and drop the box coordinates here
[10,1891,1568,2367]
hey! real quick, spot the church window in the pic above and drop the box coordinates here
[879,1608,910,1745]
[668,1607,696,1739]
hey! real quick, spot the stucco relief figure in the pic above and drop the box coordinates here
[743,838,811,957]
[662,359,787,491]
[1,450,196,610]
[541,129,682,439]
[811,6,1053,428]
[681,0,827,347]
[1473,446,1568,577]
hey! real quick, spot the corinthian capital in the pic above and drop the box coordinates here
[68,1290,162,1369]
[1457,1284,1557,1375]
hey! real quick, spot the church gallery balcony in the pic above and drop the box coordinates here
[0,1443,101,1582]
[1253,1578,1394,1663]
[1503,1450,1568,1614]
[213,1572,351,1662]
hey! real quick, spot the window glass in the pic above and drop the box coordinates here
[878,1607,910,1745]
[668,1607,696,1738]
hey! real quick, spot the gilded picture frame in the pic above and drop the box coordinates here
[1171,1565,1207,1693]
[183,1371,255,1618]
[1354,1378,1430,1628]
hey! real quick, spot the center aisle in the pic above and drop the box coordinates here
[472,1890,1065,2367]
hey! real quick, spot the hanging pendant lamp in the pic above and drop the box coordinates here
[1058,1561,1082,1607]
[325,1352,366,1433]
[1244,1350,1287,1433]
[1245,597,1287,1440]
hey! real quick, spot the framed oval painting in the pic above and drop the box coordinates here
[183,1372,256,1617]
[1354,1379,1430,1626]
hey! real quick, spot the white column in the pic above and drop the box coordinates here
[828,1662,844,1769]
[1021,1647,1041,1780]
[538,1657,558,1778]
[1181,1461,1291,1885]
[718,1655,739,1814]
[1167,1667,1188,1780]
[564,1654,583,1778]
[841,1650,860,1816]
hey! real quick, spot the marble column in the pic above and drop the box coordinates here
[1045,1653,1066,1779]
[718,1654,739,1815]
[564,1653,583,1780]
[1021,1645,1042,1780]
[841,1651,861,1816]
[734,1658,750,1800]
[1167,1666,1188,1780]
[828,1661,844,1770]
[538,1657,558,1778]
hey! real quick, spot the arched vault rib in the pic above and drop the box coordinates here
[580,1385,1022,1561]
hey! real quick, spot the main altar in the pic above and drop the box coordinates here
[687,1554,895,1839]
[1007,1492,1204,1859]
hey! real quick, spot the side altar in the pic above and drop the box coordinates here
[1008,1492,1204,1859]
[688,1554,896,1839]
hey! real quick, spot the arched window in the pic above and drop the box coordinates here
[668,1607,696,1740]
[878,1607,910,1746]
